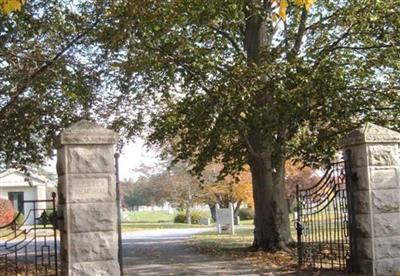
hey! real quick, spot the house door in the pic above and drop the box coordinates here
[8,192,24,214]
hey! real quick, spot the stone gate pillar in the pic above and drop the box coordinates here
[341,123,400,276]
[56,120,120,276]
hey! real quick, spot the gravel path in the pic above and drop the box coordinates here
[122,228,270,276]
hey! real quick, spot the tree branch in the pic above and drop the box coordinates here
[209,26,246,58]
[231,111,259,159]
[289,7,308,59]
[0,16,101,120]
[330,44,394,51]
[150,45,212,94]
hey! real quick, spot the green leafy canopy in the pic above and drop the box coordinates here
[95,0,399,174]
[1,0,399,175]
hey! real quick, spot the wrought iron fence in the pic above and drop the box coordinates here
[296,158,354,271]
[0,193,58,275]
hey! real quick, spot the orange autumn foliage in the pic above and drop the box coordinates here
[285,161,319,204]
[200,163,253,208]
[0,199,15,226]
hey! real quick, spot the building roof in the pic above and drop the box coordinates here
[0,168,48,187]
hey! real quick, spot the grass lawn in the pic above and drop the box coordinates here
[122,210,174,223]
[189,220,354,275]
[121,210,214,232]
[121,221,211,232]
[188,222,298,273]
[189,223,255,254]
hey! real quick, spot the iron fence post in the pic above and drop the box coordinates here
[52,192,58,276]
[296,184,303,266]
[114,153,124,276]
[296,184,303,267]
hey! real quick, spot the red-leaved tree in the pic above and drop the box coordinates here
[0,199,15,227]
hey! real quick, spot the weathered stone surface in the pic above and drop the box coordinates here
[375,257,400,276]
[373,213,400,237]
[374,236,400,259]
[69,231,118,262]
[57,120,120,276]
[57,147,67,177]
[353,190,370,214]
[57,176,67,204]
[60,235,68,262]
[68,203,117,233]
[359,259,373,275]
[68,145,114,174]
[69,260,120,276]
[355,214,372,238]
[370,167,399,189]
[353,166,370,190]
[346,144,368,168]
[363,123,400,142]
[341,124,400,275]
[357,238,373,259]
[57,145,115,175]
[372,190,400,213]
[341,123,400,147]
[368,145,398,166]
[55,120,118,148]
[58,174,115,204]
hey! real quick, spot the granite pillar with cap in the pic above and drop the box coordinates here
[56,120,120,276]
[341,123,400,276]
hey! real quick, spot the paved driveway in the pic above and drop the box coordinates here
[122,228,264,276]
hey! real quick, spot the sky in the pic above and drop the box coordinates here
[117,138,162,181]
[44,138,161,182]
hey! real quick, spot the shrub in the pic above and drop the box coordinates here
[38,209,57,226]
[190,210,203,224]
[174,210,210,224]
[238,208,254,220]
[173,212,186,223]
[0,199,15,227]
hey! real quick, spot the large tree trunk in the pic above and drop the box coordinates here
[186,180,192,224]
[272,156,292,245]
[185,203,192,224]
[242,0,291,250]
[249,153,291,250]
[208,203,216,221]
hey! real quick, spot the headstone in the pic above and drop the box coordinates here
[56,120,120,276]
[216,203,235,234]
[199,218,211,225]
[341,123,400,276]
[121,209,129,221]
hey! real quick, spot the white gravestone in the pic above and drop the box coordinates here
[199,218,211,225]
[216,203,235,234]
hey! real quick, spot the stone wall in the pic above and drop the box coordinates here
[56,120,120,276]
[342,123,400,276]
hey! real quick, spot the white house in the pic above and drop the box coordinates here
[0,168,50,224]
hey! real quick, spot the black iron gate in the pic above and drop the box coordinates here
[0,193,58,275]
[296,151,356,271]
